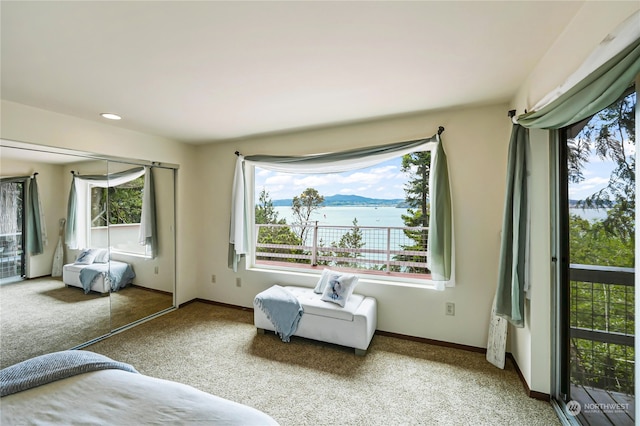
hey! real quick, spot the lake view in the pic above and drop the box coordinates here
[272,206,609,228]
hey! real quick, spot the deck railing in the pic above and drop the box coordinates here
[255,222,429,274]
[569,264,635,396]
[0,231,23,279]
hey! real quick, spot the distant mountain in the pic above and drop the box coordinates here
[272,194,405,207]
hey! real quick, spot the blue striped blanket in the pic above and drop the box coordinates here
[254,285,304,343]
[80,261,136,293]
[0,350,138,397]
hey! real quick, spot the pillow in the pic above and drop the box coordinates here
[93,248,109,264]
[75,249,98,265]
[320,272,359,307]
[313,268,336,294]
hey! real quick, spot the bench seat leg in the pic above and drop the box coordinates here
[355,348,367,356]
[257,328,265,335]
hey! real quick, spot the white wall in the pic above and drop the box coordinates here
[195,103,512,348]
[509,2,640,394]
[1,100,198,304]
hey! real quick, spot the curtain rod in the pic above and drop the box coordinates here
[508,109,528,118]
[235,126,445,156]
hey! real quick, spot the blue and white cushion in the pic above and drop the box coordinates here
[320,272,359,307]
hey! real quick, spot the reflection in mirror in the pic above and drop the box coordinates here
[105,162,175,330]
[0,141,176,368]
[0,146,111,368]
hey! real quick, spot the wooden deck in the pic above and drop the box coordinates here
[571,384,634,425]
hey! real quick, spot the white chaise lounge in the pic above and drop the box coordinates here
[254,285,377,355]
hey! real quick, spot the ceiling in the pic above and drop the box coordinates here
[1,1,585,144]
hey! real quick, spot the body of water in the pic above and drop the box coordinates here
[273,206,408,228]
[274,206,609,228]
[569,208,608,222]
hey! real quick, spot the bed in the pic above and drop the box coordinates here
[0,350,279,425]
[63,256,135,294]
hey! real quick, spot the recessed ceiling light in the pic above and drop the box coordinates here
[100,113,122,120]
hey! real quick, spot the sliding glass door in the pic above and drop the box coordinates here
[0,179,26,281]
[554,87,635,425]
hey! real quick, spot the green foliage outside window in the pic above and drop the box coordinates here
[91,176,144,227]
[568,89,635,396]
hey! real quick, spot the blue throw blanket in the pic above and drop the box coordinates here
[79,261,136,294]
[254,285,304,343]
[0,350,139,397]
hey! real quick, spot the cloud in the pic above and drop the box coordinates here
[570,176,610,198]
[339,171,384,184]
[265,174,293,185]
[582,176,609,186]
[293,175,332,188]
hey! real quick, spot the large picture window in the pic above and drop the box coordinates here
[252,151,433,280]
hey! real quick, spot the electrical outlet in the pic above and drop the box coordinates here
[236,278,242,287]
[154,266,159,274]
[211,274,216,284]
[446,302,455,316]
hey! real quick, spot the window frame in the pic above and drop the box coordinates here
[87,177,150,258]
[245,150,442,289]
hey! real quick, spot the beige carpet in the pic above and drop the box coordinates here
[87,302,560,426]
[0,277,172,368]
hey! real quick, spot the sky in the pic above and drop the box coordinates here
[568,129,635,201]
[254,136,633,203]
[254,156,410,201]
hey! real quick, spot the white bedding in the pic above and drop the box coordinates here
[1,368,279,425]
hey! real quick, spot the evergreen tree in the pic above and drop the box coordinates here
[255,188,281,225]
[254,188,302,262]
[396,151,431,273]
[332,218,365,268]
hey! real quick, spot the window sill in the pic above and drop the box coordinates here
[110,249,151,260]
[247,263,446,291]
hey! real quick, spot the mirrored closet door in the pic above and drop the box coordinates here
[0,141,176,369]
[106,161,175,330]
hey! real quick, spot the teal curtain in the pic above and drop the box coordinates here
[495,21,639,327]
[1,175,44,256]
[518,38,640,129]
[245,136,436,169]
[495,125,528,327]
[26,176,44,255]
[428,138,453,282]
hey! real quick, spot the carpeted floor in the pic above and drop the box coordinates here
[0,277,172,368]
[87,301,561,426]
